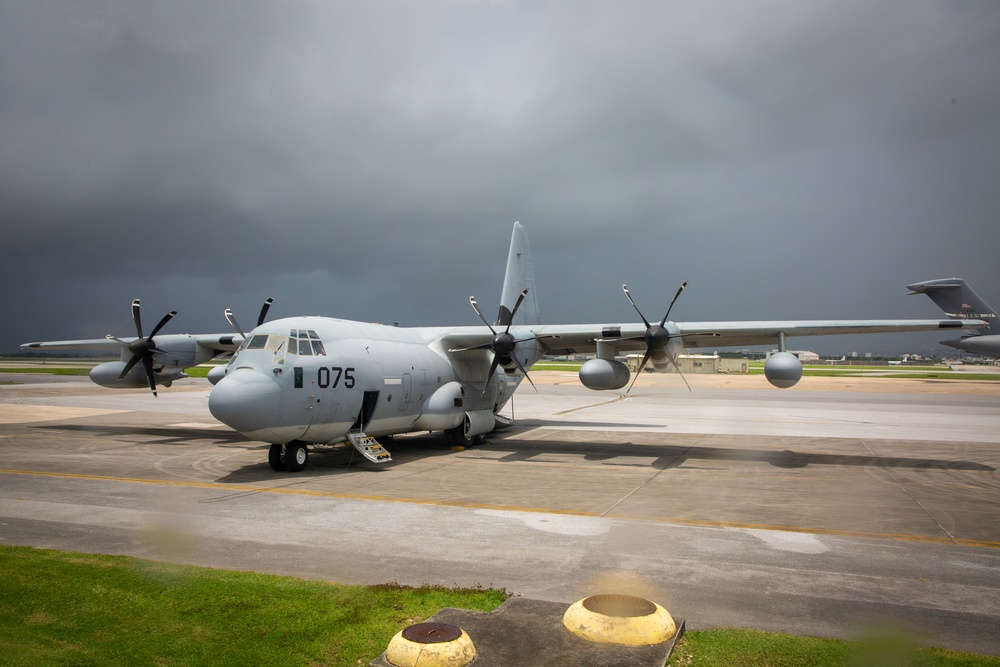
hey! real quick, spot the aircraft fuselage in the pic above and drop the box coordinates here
[208,316,531,446]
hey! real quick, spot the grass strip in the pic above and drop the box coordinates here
[0,367,92,376]
[667,628,1000,666]
[0,545,504,666]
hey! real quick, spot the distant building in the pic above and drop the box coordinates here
[626,353,748,374]
[766,350,820,362]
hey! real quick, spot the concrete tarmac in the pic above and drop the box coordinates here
[1,372,1000,654]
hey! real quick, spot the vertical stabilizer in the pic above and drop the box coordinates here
[907,278,996,334]
[498,222,540,326]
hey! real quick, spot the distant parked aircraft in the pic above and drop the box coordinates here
[907,278,999,358]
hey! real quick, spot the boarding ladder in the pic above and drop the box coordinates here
[493,413,515,429]
[347,430,392,463]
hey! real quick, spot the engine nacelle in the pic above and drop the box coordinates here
[207,365,229,385]
[463,409,497,438]
[579,358,630,391]
[412,381,468,431]
[764,352,802,389]
[89,361,184,389]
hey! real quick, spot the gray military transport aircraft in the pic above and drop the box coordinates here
[907,277,999,358]
[23,223,985,472]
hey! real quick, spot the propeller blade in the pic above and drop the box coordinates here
[131,299,144,339]
[660,281,689,328]
[483,355,503,390]
[469,296,497,334]
[224,308,245,336]
[105,334,127,345]
[627,348,653,393]
[118,353,142,381]
[147,310,178,340]
[622,285,652,329]
[147,345,180,361]
[510,334,557,345]
[509,354,538,393]
[140,353,158,397]
[504,289,530,334]
[665,349,692,393]
[257,298,274,327]
[448,342,496,353]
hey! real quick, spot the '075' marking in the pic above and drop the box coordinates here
[317,367,355,389]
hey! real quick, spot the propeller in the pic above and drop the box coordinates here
[449,288,548,392]
[106,298,177,396]
[621,282,691,393]
[224,297,274,337]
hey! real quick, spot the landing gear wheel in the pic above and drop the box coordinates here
[268,444,286,472]
[448,425,485,448]
[285,441,309,472]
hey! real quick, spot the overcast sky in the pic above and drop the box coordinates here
[3,0,999,356]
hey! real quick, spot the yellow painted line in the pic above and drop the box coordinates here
[2,467,999,549]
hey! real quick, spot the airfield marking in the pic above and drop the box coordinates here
[2,467,999,549]
[552,393,628,416]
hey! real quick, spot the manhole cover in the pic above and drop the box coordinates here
[401,622,463,644]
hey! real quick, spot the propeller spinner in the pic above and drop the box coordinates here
[106,299,177,396]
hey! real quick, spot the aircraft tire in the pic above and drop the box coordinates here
[268,444,286,472]
[449,426,485,448]
[285,441,309,472]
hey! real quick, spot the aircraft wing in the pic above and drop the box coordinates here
[21,333,243,354]
[532,318,986,355]
[20,338,126,352]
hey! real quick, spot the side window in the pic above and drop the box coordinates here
[308,330,326,356]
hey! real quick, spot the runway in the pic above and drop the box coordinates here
[2,372,1000,654]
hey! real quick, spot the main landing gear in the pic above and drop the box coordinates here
[268,441,309,472]
[447,424,485,448]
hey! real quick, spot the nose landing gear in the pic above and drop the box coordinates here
[268,441,309,472]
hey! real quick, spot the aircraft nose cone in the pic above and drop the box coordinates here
[209,369,281,435]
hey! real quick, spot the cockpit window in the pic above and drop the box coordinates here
[234,334,288,366]
[289,329,326,356]
[246,334,268,350]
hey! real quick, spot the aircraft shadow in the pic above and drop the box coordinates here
[485,431,995,472]
[209,427,994,487]
[30,422,994,483]
[35,423,252,447]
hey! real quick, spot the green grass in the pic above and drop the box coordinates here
[746,363,1000,381]
[2,545,998,666]
[0,545,505,666]
[0,367,92,376]
[530,361,585,371]
[667,628,1000,666]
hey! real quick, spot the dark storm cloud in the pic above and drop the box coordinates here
[3,1,999,354]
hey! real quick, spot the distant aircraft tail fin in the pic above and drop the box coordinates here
[907,278,996,335]
[498,222,540,326]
